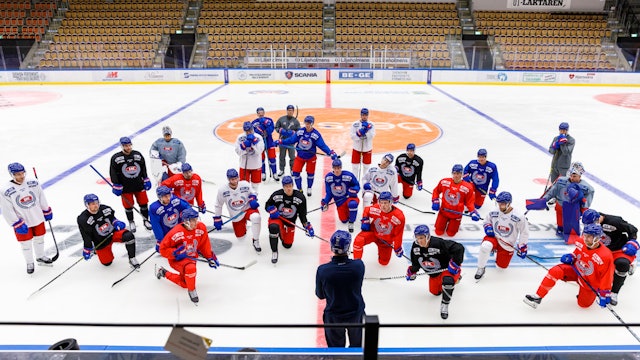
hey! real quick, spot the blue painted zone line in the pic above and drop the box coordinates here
[428,84,640,209]
[41,84,228,191]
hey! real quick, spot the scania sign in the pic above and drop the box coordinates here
[284,71,319,79]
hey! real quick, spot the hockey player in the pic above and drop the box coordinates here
[1,162,53,273]
[463,148,499,209]
[395,143,424,199]
[315,230,365,347]
[274,115,338,196]
[362,153,399,208]
[321,159,360,233]
[160,162,206,213]
[353,191,405,266]
[524,223,614,309]
[582,209,638,306]
[406,225,465,319]
[528,161,594,243]
[213,168,262,253]
[109,136,152,233]
[274,105,300,176]
[252,107,278,181]
[350,108,375,180]
[148,185,191,251]
[150,126,187,182]
[157,208,218,304]
[431,164,480,237]
[475,191,529,280]
[548,122,575,184]
[77,194,140,269]
[265,176,314,264]
[235,121,265,192]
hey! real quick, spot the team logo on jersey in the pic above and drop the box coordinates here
[496,224,514,237]
[281,207,294,217]
[401,166,415,177]
[575,257,595,276]
[472,172,487,185]
[180,189,195,202]
[122,163,141,178]
[373,219,392,235]
[331,184,346,197]
[229,198,246,212]
[444,190,461,206]
[374,176,388,187]
[17,192,36,209]
[97,222,112,236]
[164,212,179,228]
[299,138,312,150]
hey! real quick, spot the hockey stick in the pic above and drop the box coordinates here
[495,238,548,271]
[365,268,445,280]
[378,238,411,262]
[279,216,330,243]
[190,257,258,270]
[111,250,157,287]
[89,165,151,229]
[279,144,346,158]
[396,200,435,215]
[208,210,246,233]
[32,167,60,262]
[570,264,640,343]
[403,179,433,195]
[307,201,336,214]
[202,179,217,186]
[443,208,483,220]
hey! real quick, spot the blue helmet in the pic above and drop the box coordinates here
[330,230,351,255]
[378,191,392,202]
[256,107,265,113]
[83,193,99,206]
[583,223,603,237]
[181,163,192,172]
[406,143,416,151]
[496,191,512,204]
[226,168,239,179]
[242,121,252,131]
[8,162,25,175]
[361,108,369,115]
[332,158,342,168]
[156,185,172,197]
[582,209,600,225]
[477,148,487,156]
[281,176,293,186]
[452,164,464,173]
[559,122,569,130]
[383,153,394,163]
[286,105,294,110]
[304,115,315,124]
[414,225,431,243]
[181,208,199,222]
[119,136,132,145]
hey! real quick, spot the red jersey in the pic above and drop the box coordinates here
[161,173,204,207]
[159,222,213,260]
[573,237,614,292]
[432,178,475,214]
[362,204,405,250]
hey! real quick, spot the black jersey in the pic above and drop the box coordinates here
[601,213,638,251]
[77,204,119,250]
[265,189,308,225]
[109,150,148,192]
[395,153,424,184]
[409,236,465,276]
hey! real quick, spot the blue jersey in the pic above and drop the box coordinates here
[463,160,499,194]
[322,170,360,207]
[252,117,275,148]
[148,195,191,241]
[281,128,331,160]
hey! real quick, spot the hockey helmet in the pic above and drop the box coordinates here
[83,193,99,206]
[8,162,25,175]
[162,126,172,135]
[119,136,132,145]
[256,107,265,113]
[360,108,369,115]
[156,185,172,198]
[304,115,315,124]
[582,209,600,225]
[330,230,351,255]
[286,105,294,110]
[226,168,239,179]
[477,148,487,157]
[281,176,294,186]
[414,224,431,243]
[406,143,416,151]
[382,153,394,163]
[452,164,464,173]
[181,163,192,173]
[496,191,512,204]
[242,121,252,131]
[181,208,199,222]
[378,191,393,202]
[332,158,342,168]
[559,122,569,130]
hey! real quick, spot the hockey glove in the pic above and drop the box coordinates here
[43,207,53,221]
[11,219,28,235]
[416,181,423,191]
[155,240,161,252]
[112,184,123,196]
[517,243,528,259]
[488,188,496,200]
[248,133,260,145]
[199,203,207,214]
[393,195,400,204]
[320,200,329,212]
[360,217,371,231]
[213,216,222,231]
[558,133,568,145]
[597,289,611,307]
[173,245,187,261]
[207,254,219,269]
[305,222,315,237]
[266,205,280,220]
[560,253,575,265]
[406,266,417,281]
[448,260,461,275]
[363,183,372,191]
[470,210,481,222]
[329,150,338,161]
[83,247,93,261]
[274,139,282,146]
[242,139,252,150]
[113,220,126,231]
[248,194,259,209]
[143,178,152,191]
[484,224,495,237]
[567,184,580,203]
[394,245,404,258]
[622,239,639,256]
[431,199,440,211]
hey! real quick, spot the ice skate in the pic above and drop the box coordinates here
[610,292,618,306]
[271,251,278,264]
[440,302,449,319]
[547,198,556,206]
[347,222,354,233]
[474,267,485,281]
[629,260,636,276]
[36,256,53,266]
[261,173,266,181]
[523,294,541,309]
[188,289,199,304]
[143,218,153,230]
[26,263,35,274]
[155,265,166,279]
[129,257,140,270]
[129,221,137,233]
[306,188,312,197]
[252,239,262,253]
[277,170,285,177]
[272,173,280,181]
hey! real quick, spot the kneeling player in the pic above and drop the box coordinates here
[321,159,360,233]
[148,185,191,251]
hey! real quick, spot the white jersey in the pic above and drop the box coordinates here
[350,120,375,152]
[363,165,399,199]
[214,180,256,223]
[483,207,529,250]
[0,178,49,227]
[234,133,265,170]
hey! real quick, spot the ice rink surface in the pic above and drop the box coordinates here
[1,82,640,353]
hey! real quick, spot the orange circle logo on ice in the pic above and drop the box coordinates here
[594,93,640,110]
[0,91,61,108]
[213,108,442,153]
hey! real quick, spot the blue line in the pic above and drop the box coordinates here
[41,84,227,190]
[429,85,640,209]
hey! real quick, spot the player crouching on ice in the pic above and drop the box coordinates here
[156,208,219,304]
